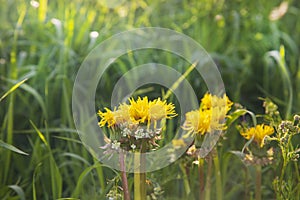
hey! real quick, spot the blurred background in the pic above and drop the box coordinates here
[0,0,299,199]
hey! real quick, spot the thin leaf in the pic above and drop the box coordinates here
[8,185,26,200]
[0,78,28,102]
[30,120,48,146]
[163,62,197,100]
[226,109,248,127]
[3,78,47,118]
[0,139,28,155]
[32,163,42,200]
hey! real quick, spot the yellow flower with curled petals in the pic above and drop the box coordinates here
[129,96,150,124]
[149,98,177,121]
[201,93,233,113]
[182,93,232,135]
[182,109,211,135]
[240,124,274,147]
[114,103,131,124]
[98,108,116,127]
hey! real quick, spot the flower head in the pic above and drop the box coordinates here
[201,93,233,113]
[240,124,274,147]
[129,96,150,124]
[114,103,131,124]
[98,108,116,127]
[98,96,177,130]
[149,98,177,121]
[182,93,232,135]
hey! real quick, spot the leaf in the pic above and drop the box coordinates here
[0,78,28,102]
[226,109,247,126]
[2,78,47,118]
[229,150,246,160]
[163,62,197,100]
[0,139,28,155]
[8,185,26,200]
[32,163,42,200]
[30,120,48,146]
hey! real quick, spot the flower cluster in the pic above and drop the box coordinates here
[240,124,274,148]
[98,96,177,151]
[182,93,233,135]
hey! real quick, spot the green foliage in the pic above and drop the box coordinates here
[0,0,299,199]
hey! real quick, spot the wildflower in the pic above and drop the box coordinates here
[240,124,274,147]
[98,96,177,150]
[200,93,233,113]
[149,98,177,121]
[129,96,150,124]
[182,93,232,135]
[98,108,116,127]
[114,103,131,124]
[183,109,211,135]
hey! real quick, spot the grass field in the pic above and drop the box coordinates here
[0,0,299,199]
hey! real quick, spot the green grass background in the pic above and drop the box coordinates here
[0,0,299,199]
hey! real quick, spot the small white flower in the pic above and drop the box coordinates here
[30,0,39,8]
[131,144,136,150]
[111,140,120,150]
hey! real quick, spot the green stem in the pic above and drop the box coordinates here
[140,142,147,199]
[279,146,287,184]
[134,141,147,200]
[198,158,205,200]
[134,152,141,200]
[179,163,191,196]
[255,165,262,200]
[204,156,212,200]
[93,158,105,194]
[213,151,222,200]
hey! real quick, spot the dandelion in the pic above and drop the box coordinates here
[98,107,116,127]
[240,124,274,147]
[183,109,211,135]
[114,103,131,124]
[129,96,150,124]
[98,96,177,139]
[182,93,232,135]
[200,93,233,113]
[149,98,177,121]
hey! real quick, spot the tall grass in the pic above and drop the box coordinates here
[0,0,299,199]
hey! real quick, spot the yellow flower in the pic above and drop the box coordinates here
[182,93,232,135]
[129,96,150,124]
[98,108,116,127]
[98,96,177,129]
[114,103,130,124]
[201,93,233,113]
[182,109,212,135]
[149,98,177,121]
[240,124,274,147]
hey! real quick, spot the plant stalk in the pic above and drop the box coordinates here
[255,165,262,200]
[204,156,212,200]
[213,151,222,200]
[134,141,147,200]
[119,151,130,200]
[198,158,205,200]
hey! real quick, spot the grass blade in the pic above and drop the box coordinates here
[0,78,28,102]
[0,139,28,155]
[8,185,26,200]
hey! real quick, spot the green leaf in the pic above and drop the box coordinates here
[0,78,28,102]
[8,185,26,200]
[0,139,28,155]
[226,109,248,126]
[30,120,48,146]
